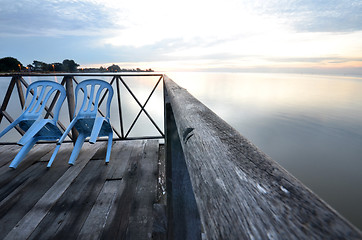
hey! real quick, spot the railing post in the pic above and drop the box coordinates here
[65,76,78,143]
[116,77,124,138]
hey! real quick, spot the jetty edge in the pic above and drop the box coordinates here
[163,75,362,239]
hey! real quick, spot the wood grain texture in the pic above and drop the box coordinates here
[0,144,74,239]
[4,142,103,240]
[0,144,54,190]
[164,94,201,240]
[0,140,162,240]
[100,140,159,240]
[77,180,124,240]
[0,144,22,167]
[127,140,159,239]
[164,75,362,239]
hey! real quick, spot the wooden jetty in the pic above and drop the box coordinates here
[0,140,165,240]
[0,73,361,239]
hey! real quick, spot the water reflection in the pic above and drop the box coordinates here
[168,72,362,230]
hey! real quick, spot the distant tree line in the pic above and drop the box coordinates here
[87,64,154,73]
[0,57,23,72]
[31,59,80,72]
[0,57,79,72]
[0,57,154,73]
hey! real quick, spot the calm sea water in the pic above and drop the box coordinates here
[0,72,361,229]
[168,72,362,230]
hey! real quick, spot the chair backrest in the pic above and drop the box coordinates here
[74,79,114,119]
[23,81,66,121]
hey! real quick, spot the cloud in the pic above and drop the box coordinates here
[0,0,120,36]
[256,0,362,32]
[265,57,362,64]
[0,0,361,74]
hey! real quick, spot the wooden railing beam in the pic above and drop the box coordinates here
[163,75,362,239]
[164,84,201,240]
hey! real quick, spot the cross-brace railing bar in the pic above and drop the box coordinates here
[0,76,25,135]
[0,76,17,124]
[44,77,66,119]
[124,75,164,138]
[119,76,164,138]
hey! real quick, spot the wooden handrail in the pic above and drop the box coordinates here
[164,75,362,239]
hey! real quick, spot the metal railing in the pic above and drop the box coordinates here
[0,73,165,144]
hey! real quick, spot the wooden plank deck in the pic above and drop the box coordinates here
[0,140,164,240]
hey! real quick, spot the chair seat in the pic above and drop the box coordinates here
[35,121,63,138]
[19,120,36,132]
[74,118,112,136]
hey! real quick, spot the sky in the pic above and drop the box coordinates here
[0,0,362,74]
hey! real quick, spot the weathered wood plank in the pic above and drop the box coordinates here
[0,144,74,239]
[152,203,167,240]
[101,140,158,239]
[106,140,144,180]
[77,180,124,240]
[164,94,201,240]
[0,144,21,167]
[28,156,109,239]
[90,142,108,160]
[127,139,159,240]
[0,144,54,188]
[0,144,72,203]
[4,142,102,240]
[100,140,148,239]
[164,76,362,239]
[0,140,162,240]
[28,141,146,240]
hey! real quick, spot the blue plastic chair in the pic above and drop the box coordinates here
[48,79,114,167]
[0,80,66,168]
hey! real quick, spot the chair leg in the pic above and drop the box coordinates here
[9,137,38,169]
[58,118,77,144]
[68,133,86,165]
[47,144,61,168]
[89,117,104,144]
[105,132,113,163]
